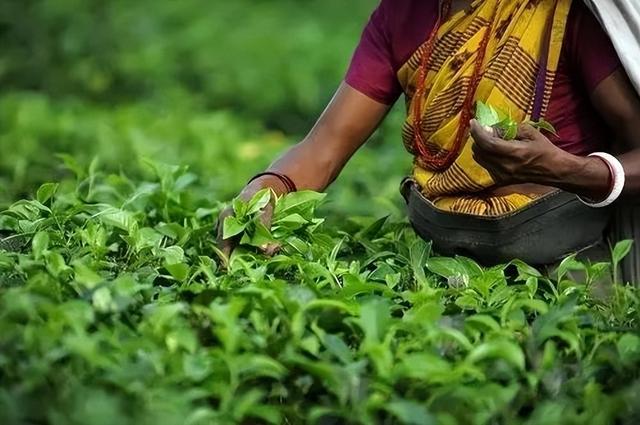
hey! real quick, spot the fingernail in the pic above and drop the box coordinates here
[265,243,281,256]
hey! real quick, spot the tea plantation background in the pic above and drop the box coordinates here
[1,1,639,424]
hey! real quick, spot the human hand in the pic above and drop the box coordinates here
[469,119,570,186]
[216,176,286,259]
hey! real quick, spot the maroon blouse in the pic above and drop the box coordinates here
[345,0,622,155]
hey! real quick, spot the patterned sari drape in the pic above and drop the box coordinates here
[398,0,573,216]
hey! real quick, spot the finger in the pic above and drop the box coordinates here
[220,237,235,259]
[471,139,483,157]
[256,200,276,252]
[470,120,518,156]
[258,201,274,230]
[471,139,501,167]
[216,207,237,258]
[482,124,496,136]
[472,149,496,171]
[472,151,503,182]
[469,119,500,152]
[262,242,282,257]
[516,122,540,141]
[257,202,279,255]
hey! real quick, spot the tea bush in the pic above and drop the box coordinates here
[0,165,638,424]
[0,93,407,219]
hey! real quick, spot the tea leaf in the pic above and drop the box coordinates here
[617,333,640,365]
[357,298,392,344]
[32,231,49,260]
[612,240,633,265]
[36,183,59,204]
[386,400,437,425]
[501,121,518,140]
[531,119,558,135]
[476,100,501,127]
[274,190,326,215]
[467,339,525,370]
[223,216,247,239]
[246,189,272,215]
[73,262,103,289]
[426,257,467,280]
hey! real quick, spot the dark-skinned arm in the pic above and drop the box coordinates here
[591,69,640,194]
[267,83,392,191]
[217,82,392,256]
[470,69,640,201]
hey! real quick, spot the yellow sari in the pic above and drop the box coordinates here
[398,0,572,216]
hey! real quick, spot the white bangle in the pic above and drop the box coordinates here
[578,152,625,208]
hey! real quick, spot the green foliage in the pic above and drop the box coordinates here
[223,189,325,248]
[0,93,407,221]
[475,101,557,140]
[0,0,375,133]
[0,1,638,424]
[0,163,638,425]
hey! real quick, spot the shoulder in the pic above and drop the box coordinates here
[375,0,430,13]
[564,0,622,92]
[374,0,437,33]
[374,0,439,66]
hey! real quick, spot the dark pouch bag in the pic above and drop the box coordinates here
[401,178,612,266]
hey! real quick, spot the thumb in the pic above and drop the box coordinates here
[516,122,540,141]
[216,206,237,261]
[469,119,498,151]
[257,202,282,256]
[258,201,275,229]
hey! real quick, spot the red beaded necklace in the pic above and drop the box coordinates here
[412,0,499,171]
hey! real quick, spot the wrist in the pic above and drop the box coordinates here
[548,151,578,184]
[554,154,611,200]
[243,175,289,199]
[578,152,626,207]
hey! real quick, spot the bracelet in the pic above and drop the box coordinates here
[578,152,625,208]
[248,171,298,193]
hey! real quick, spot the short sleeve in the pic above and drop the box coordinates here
[567,2,623,93]
[344,1,402,105]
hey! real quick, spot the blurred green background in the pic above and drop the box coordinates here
[0,0,409,219]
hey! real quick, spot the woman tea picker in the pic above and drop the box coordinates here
[218,0,640,281]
